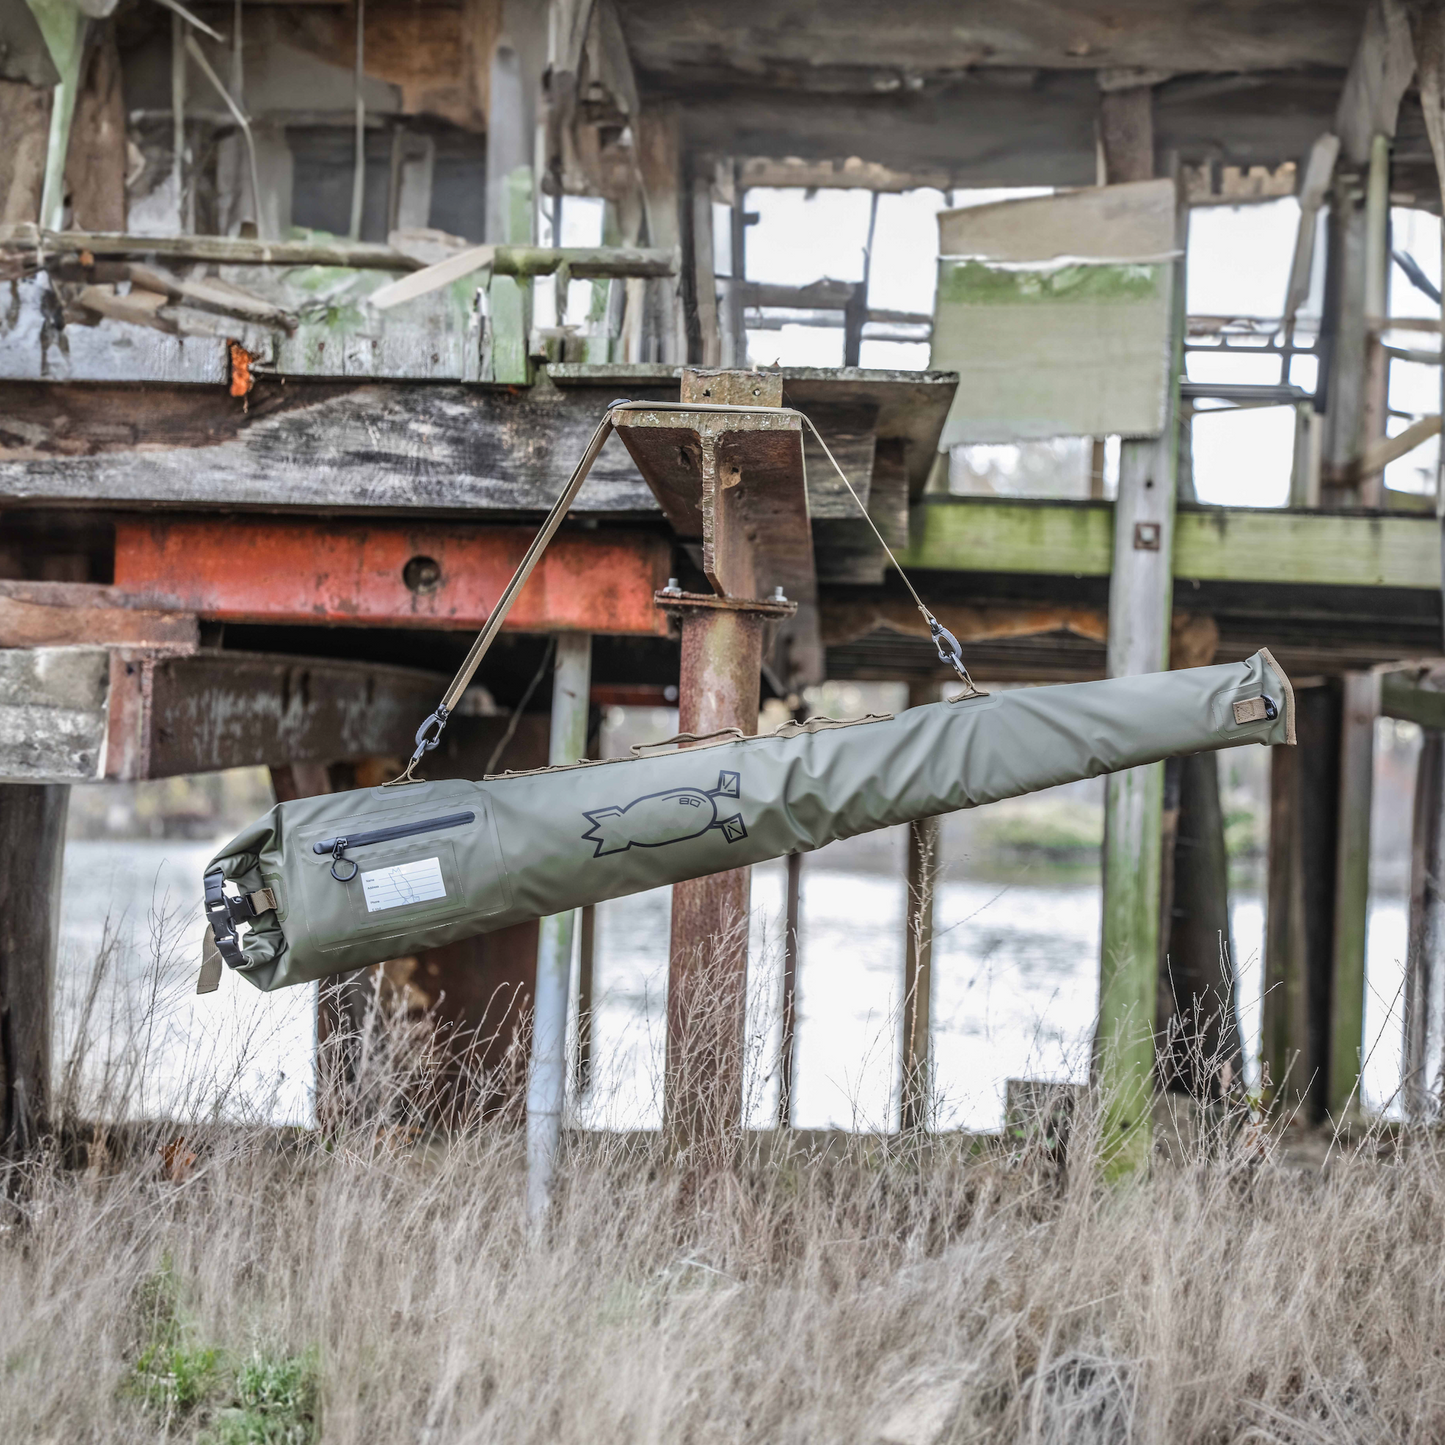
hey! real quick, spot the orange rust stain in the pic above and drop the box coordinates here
[228,339,255,397]
[112,519,673,637]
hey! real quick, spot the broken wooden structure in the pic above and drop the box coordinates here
[5,0,1445,1155]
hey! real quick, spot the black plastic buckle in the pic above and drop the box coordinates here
[203,869,245,969]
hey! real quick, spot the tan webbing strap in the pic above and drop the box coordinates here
[387,394,976,789]
[197,933,224,994]
[1233,697,1271,725]
[386,408,621,786]
[196,889,274,994]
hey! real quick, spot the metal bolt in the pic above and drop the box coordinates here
[772,585,787,603]
[662,577,682,596]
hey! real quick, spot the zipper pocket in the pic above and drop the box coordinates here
[313,812,475,882]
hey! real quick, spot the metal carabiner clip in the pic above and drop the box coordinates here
[928,616,980,694]
[330,838,359,882]
[409,705,450,766]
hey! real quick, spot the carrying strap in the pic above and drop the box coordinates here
[387,406,622,785]
[389,394,980,786]
[199,871,277,993]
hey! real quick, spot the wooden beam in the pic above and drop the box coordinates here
[900,680,937,1134]
[0,782,66,1152]
[111,519,672,636]
[1094,112,1182,1173]
[1329,669,1380,1119]
[0,580,198,648]
[0,378,670,515]
[1263,681,1342,1122]
[1404,728,1445,1120]
[1383,668,1445,729]
[635,104,685,364]
[527,631,591,1220]
[1160,750,1242,1097]
[0,228,420,270]
[102,650,461,781]
[63,20,125,232]
[0,82,52,230]
[902,500,1444,590]
[614,0,1366,79]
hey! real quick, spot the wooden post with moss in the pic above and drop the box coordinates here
[1094,88,1183,1173]
[0,783,68,1153]
[1328,670,1379,1119]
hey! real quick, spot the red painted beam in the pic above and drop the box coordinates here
[113,520,673,636]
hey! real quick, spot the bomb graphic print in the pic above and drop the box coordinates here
[581,771,747,857]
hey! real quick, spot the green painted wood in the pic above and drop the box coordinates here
[902,499,1115,576]
[902,499,1442,590]
[489,165,536,386]
[1382,672,1445,730]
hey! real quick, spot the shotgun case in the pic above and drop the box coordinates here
[202,649,1294,992]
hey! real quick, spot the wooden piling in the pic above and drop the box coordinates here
[1328,670,1379,1120]
[1160,751,1242,1095]
[778,846,802,1127]
[900,680,938,1134]
[0,783,67,1153]
[527,632,591,1220]
[1405,730,1445,1120]
[1263,681,1343,1120]
[1094,107,1185,1172]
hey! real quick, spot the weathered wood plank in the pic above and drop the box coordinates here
[0,377,667,513]
[902,499,1444,590]
[0,370,948,521]
[615,0,1364,79]
[0,580,198,648]
[1095,141,1181,1176]
[1383,667,1445,730]
[122,651,455,780]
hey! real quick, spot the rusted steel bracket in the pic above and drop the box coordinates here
[613,370,817,609]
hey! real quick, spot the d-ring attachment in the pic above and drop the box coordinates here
[330,839,358,882]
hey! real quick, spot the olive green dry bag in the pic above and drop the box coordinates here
[200,649,1294,993]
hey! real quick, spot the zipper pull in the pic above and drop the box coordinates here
[330,838,359,882]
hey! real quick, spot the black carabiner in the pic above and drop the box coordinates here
[330,838,359,882]
[409,705,450,767]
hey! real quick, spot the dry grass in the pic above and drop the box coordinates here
[5,925,1445,1444]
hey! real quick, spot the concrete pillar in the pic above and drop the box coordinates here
[527,632,591,1221]
[0,783,67,1153]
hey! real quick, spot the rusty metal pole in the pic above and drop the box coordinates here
[616,365,811,1162]
[663,600,766,1157]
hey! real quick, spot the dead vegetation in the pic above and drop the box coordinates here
[4,928,1444,1445]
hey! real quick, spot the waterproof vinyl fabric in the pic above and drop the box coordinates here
[206,649,1294,992]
